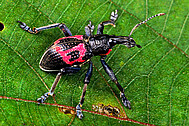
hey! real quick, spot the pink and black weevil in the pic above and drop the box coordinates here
[18,10,165,119]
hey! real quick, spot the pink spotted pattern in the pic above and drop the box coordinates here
[55,43,86,65]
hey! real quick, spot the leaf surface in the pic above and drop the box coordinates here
[0,0,188,125]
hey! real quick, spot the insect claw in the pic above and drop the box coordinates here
[76,110,83,119]
[17,20,22,24]
[120,92,131,109]
[87,20,94,33]
[126,101,131,109]
[37,97,43,104]
[128,104,131,110]
[37,92,49,104]
[76,104,83,119]
[110,10,118,22]
[17,21,25,26]
[88,20,92,25]
[17,20,31,31]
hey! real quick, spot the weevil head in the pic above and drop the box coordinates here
[109,36,142,48]
[121,37,142,48]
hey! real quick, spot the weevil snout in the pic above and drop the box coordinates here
[111,36,141,48]
[122,37,141,48]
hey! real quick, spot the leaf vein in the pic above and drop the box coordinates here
[168,62,189,125]
[0,38,49,90]
[176,13,189,45]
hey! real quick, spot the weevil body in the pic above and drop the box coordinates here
[39,34,140,71]
[18,10,165,119]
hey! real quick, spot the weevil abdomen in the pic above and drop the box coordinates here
[39,35,90,71]
[39,46,67,71]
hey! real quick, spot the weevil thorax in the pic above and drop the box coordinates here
[88,35,112,56]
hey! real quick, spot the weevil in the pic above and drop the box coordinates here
[17,10,165,119]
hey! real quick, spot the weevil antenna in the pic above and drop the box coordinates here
[129,13,165,37]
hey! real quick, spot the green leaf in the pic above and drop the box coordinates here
[0,0,188,125]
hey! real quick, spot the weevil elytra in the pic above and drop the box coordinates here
[17,10,165,119]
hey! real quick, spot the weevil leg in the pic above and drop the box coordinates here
[85,20,94,36]
[59,23,72,36]
[17,21,72,36]
[37,69,63,104]
[100,56,131,109]
[97,10,118,34]
[76,61,93,119]
[110,10,119,22]
[37,67,81,104]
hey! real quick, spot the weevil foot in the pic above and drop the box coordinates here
[76,104,83,119]
[37,92,50,104]
[17,21,37,34]
[110,10,118,22]
[87,20,94,33]
[120,92,131,109]
[17,21,30,31]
